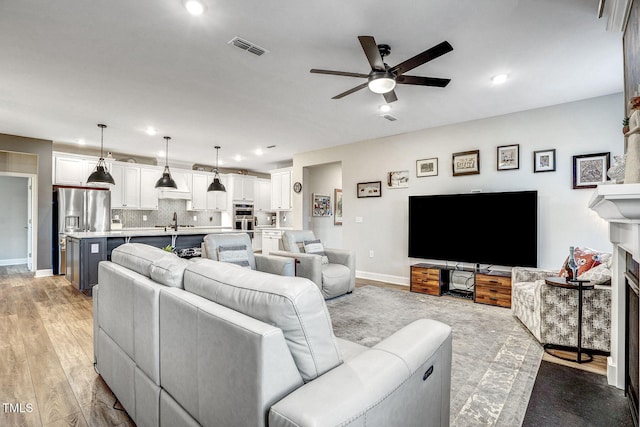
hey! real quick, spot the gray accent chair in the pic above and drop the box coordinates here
[271,230,356,299]
[202,232,295,276]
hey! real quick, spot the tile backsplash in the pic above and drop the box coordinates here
[113,199,222,228]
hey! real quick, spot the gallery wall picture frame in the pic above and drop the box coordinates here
[497,144,519,171]
[533,149,556,173]
[416,158,438,177]
[312,193,332,216]
[387,170,409,188]
[334,189,342,225]
[452,150,480,176]
[357,181,382,198]
[572,152,610,189]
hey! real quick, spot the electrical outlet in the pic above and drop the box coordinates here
[142,215,147,221]
[369,250,374,258]
[114,214,119,220]
[355,216,363,223]
[193,215,197,221]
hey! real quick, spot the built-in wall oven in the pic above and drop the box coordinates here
[233,203,254,231]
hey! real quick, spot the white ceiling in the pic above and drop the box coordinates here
[0,0,623,173]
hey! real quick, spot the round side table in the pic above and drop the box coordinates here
[543,277,594,363]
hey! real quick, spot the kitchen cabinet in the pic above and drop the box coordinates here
[54,153,112,187]
[253,230,263,252]
[188,173,228,211]
[254,179,271,212]
[262,229,284,255]
[229,174,256,202]
[111,163,141,209]
[139,167,160,209]
[270,168,292,210]
[66,235,107,294]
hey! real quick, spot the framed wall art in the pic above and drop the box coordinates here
[497,144,519,170]
[452,150,480,176]
[416,158,438,177]
[572,152,610,189]
[357,181,382,198]
[387,170,409,188]
[533,149,556,173]
[334,189,342,225]
[312,193,331,216]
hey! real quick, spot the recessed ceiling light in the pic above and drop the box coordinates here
[158,150,165,157]
[255,149,263,156]
[234,155,242,162]
[491,74,508,85]
[379,104,392,113]
[145,127,157,136]
[183,0,206,15]
[77,138,85,145]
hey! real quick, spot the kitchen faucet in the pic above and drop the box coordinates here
[172,212,178,231]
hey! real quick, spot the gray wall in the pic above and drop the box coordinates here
[292,93,624,284]
[0,176,28,262]
[0,133,53,272]
[305,162,342,248]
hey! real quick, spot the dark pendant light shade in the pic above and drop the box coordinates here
[207,145,226,192]
[87,124,115,185]
[155,136,177,189]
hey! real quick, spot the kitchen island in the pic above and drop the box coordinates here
[65,226,235,294]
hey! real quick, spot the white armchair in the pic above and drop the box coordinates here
[271,230,355,299]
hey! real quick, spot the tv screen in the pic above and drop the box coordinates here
[408,191,537,267]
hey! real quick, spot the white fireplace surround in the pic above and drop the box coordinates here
[589,183,640,388]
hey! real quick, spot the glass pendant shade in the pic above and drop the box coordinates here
[155,136,177,189]
[87,124,115,185]
[208,146,226,192]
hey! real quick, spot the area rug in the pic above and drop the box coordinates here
[326,285,543,426]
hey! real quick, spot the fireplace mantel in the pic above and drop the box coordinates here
[589,183,640,222]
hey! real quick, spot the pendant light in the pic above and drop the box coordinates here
[207,146,226,192]
[87,124,115,185]
[155,136,177,189]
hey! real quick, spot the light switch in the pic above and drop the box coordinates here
[142,215,147,221]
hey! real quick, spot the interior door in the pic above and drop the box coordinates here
[27,177,33,270]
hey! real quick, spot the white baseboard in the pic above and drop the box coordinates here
[0,258,27,266]
[35,269,53,278]
[356,270,409,287]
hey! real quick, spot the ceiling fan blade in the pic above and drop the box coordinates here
[389,41,453,76]
[310,69,369,78]
[332,82,368,99]
[358,35,385,71]
[396,75,451,87]
[383,90,398,103]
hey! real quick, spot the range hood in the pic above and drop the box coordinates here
[157,172,192,200]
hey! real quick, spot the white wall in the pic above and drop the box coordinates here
[0,176,28,264]
[305,162,342,248]
[292,93,624,284]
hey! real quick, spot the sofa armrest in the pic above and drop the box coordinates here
[254,254,296,276]
[270,250,323,287]
[512,266,559,284]
[269,319,452,427]
[324,248,356,292]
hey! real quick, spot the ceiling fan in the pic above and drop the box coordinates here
[310,35,453,104]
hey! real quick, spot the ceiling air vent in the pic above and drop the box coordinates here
[382,114,398,121]
[228,37,269,56]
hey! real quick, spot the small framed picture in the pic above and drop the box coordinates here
[497,144,519,170]
[452,150,480,176]
[533,149,556,173]
[416,158,438,177]
[572,152,610,189]
[357,181,382,198]
[312,193,331,216]
[387,170,409,188]
[334,189,342,225]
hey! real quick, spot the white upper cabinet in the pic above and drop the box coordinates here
[188,173,228,211]
[255,178,271,212]
[53,153,112,187]
[229,174,256,202]
[270,167,292,210]
[110,163,141,209]
[207,174,228,211]
[139,167,160,210]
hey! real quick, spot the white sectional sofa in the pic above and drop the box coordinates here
[93,243,453,427]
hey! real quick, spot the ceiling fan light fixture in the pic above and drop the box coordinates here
[208,146,226,192]
[183,0,206,15]
[87,124,115,185]
[155,136,178,189]
[368,72,396,94]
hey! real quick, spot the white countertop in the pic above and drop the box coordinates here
[66,227,234,239]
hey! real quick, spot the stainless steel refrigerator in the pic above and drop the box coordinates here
[53,187,111,274]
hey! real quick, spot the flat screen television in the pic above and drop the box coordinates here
[408,191,537,267]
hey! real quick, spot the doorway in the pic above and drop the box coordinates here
[0,173,37,271]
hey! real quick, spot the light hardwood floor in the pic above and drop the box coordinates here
[0,265,134,427]
[0,267,606,426]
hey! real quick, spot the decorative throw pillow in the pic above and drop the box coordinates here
[303,239,329,264]
[217,245,250,268]
[559,247,601,279]
[578,263,612,285]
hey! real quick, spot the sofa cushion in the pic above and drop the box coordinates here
[304,239,329,264]
[559,247,602,279]
[111,243,188,288]
[183,259,342,382]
